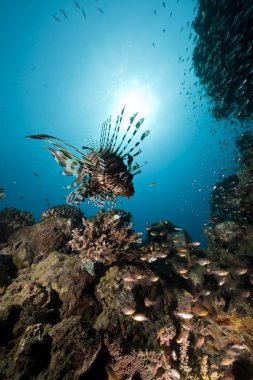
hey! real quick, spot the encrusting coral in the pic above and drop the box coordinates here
[69,210,142,266]
[40,204,83,225]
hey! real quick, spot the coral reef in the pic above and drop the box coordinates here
[0,136,253,379]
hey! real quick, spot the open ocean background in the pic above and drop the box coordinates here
[0,0,241,246]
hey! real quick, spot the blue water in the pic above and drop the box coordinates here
[0,0,239,246]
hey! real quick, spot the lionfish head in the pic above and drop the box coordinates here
[115,172,134,199]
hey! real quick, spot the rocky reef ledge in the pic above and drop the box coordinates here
[0,134,253,380]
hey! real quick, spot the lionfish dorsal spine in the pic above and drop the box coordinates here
[100,116,111,149]
[123,129,150,158]
[108,105,125,151]
[118,117,145,156]
[114,111,138,155]
[99,120,107,149]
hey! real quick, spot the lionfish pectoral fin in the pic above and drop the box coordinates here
[44,146,84,178]
[26,134,86,159]
[64,176,83,189]
[66,184,91,205]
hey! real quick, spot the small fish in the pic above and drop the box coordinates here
[82,7,86,19]
[149,182,156,186]
[52,15,61,22]
[59,8,67,18]
[113,214,122,220]
[106,364,119,380]
[144,297,157,307]
[97,7,104,14]
[149,275,159,282]
[175,267,188,274]
[132,313,150,322]
[154,9,157,15]
[175,311,194,319]
[162,2,165,8]
[33,173,39,177]
[189,241,200,247]
[179,27,183,33]
[170,11,172,17]
[19,195,24,199]
[152,42,156,48]
[181,321,193,331]
[211,269,229,276]
[192,304,209,317]
[197,258,210,266]
[122,275,136,283]
[0,187,6,199]
[220,357,235,366]
[174,227,183,231]
[194,335,205,351]
[121,304,136,315]
[73,0,81,9]
[176,329,189,343]
[155,252,167,258]
[234,267,247,275]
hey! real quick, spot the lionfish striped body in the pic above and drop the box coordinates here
[26,106,150,206]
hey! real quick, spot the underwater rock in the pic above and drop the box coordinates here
[0,207,35,243]
[12,242,34,270]
[0,304,21,346]
[46,316,101,380]
[210,133,253,225]
[14,323,52,377]
[9,217,75,260]
[30,252,99,321]
[0,253,17,294]
[40,204,83,225]
[214,221,244,245]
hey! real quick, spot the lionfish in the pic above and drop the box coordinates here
[26,106,150,206]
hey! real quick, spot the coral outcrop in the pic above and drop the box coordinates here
[69,210,142,266]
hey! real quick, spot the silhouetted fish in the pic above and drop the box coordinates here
[59,9,67,18]
[52,15,61,22]
[73,0,80,9]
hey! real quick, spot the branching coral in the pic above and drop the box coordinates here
[69,211,142,265]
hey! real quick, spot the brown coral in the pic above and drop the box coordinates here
[69,211,142,265]
[40,204,83,225]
